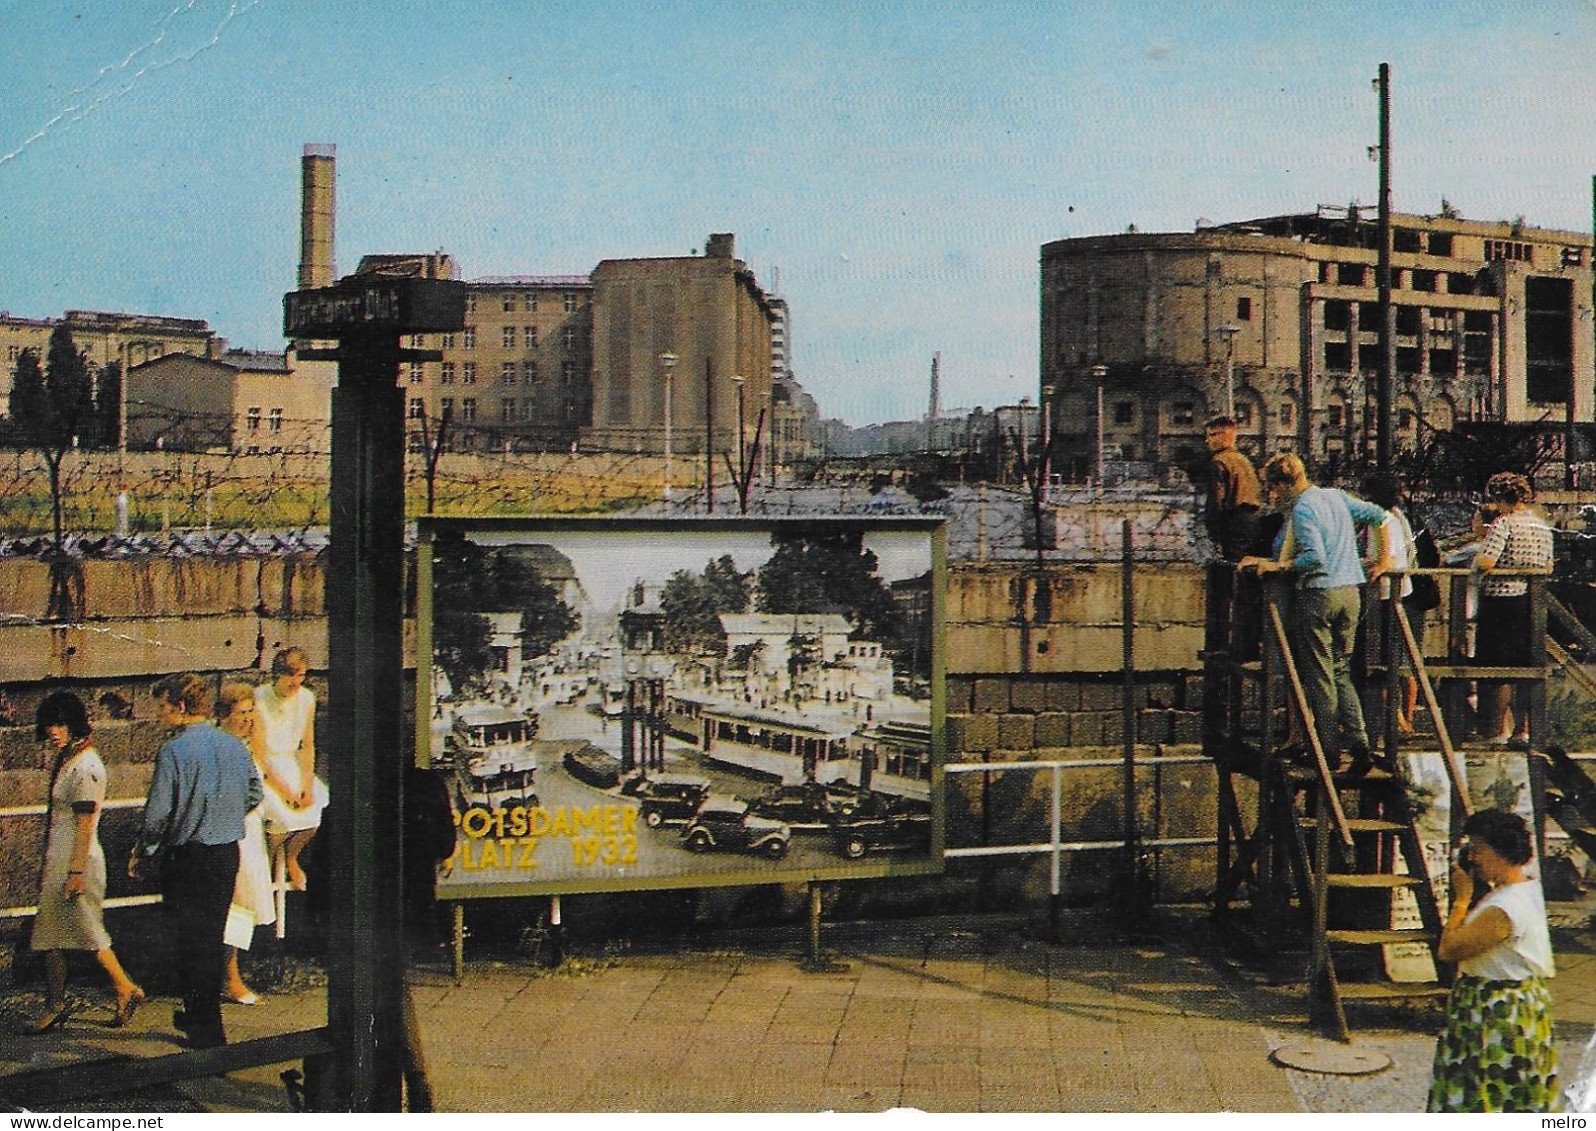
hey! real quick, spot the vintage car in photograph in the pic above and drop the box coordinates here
[633,774,713,827]
[561,743,626,789]
[829,807,932,859]
[680,798,792,858]
[747,781,866,831]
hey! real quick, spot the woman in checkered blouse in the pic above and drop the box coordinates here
[1473,471,1555,747]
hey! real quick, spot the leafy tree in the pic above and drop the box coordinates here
[660,554,751,656]
[6,348,44,444]
[430,530,580,692]
[12,328,95,547]
[756,529,900,644]
[94,360,122,449]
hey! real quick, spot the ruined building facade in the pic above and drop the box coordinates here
[1041,209,1595,476]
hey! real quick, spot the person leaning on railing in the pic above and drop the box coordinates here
[1473,471,1554,749]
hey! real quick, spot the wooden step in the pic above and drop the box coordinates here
[1299,817,1404,834]
[1285,766,1395,785]
[1324,928,1436,945]
[1323,873,1423,890]
[1335,981,1450,1001]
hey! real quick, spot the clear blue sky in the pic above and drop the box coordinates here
[2,1,1595,425]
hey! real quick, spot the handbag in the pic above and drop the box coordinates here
[1406,526,1442,611]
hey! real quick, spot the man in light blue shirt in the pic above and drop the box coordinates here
[1242,454,1389,773]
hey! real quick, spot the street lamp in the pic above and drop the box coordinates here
[1216,324,1240,418]
[1039,383,1055,487]
[1091,364,1109,493]
[659,352,678,502]
[730,374,746,483]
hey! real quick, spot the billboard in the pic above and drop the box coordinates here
[416,516,944,898]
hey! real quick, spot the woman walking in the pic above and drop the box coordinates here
[1428,809,1560,1111]
[25,691,144,1033]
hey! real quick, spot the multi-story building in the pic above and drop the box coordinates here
[1,310,221,417]
[1040,207,1595,476]
[400,270,594,453]
[583,233,775,457]
[126,348,332,452]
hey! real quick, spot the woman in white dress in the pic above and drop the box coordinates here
[254,647,327,891]
[25,691,143,1033]
[216,682,274,1004]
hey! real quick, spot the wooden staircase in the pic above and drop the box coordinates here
[1208,569,1460,1040]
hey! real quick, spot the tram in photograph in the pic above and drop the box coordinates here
[447,705,541,812]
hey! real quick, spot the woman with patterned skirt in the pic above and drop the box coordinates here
[1428,809,1559,1112]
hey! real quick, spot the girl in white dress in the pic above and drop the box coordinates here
[254,648,328,891]
[25,691,143,1033]
[217,682,274,1004]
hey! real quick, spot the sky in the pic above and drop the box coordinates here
[3,1,1596,426]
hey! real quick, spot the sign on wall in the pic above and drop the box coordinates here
[416,516,945,898]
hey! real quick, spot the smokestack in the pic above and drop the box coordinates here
[299,143,336,289]
[927,352,941,450]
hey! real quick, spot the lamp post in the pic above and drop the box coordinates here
[659,352,678,502]
[731,374,746,483]
[1040,383,1055,487]
[1216,324,1240,418]
[1091,364,1109,493]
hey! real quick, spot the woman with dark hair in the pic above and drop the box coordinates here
[1428,808,1559,1111]
[1474,472,1554,747]
[25,691,144,1033]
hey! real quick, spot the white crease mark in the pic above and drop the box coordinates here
[1,0,265,169]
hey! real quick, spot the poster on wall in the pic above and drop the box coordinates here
[416,516,945,898]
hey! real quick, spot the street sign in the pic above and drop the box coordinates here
[283,276,466,338]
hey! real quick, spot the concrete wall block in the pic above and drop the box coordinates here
[945,677,975,715]
[1033,712,1072,748]
[949,713,998,753]
[1181,674,1204,711]
[1044,680,1081,712]
[997,713,1035,750]
[972,678,1010,713]
[1137,709,1172,744]
[1171,711,1204,744]
[1141,680,1178,709]
[1097,711,1126,745]
[1079,682,1121,711]
[1070,711,1103,746]
[1009,680,1048,713]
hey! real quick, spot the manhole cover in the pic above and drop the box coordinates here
[1271,1042,1392,1076]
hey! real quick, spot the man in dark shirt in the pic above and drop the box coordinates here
[129,673,261,1049]
[1204,416,1262,561]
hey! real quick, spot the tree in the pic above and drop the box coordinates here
[14,327,95,548]
[430,530,580,692]
[756,529,900,644]
[660,554,751,656]
[94,360,122,449]
[6,348,44,445]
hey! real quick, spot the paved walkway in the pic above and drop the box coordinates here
[3,908,1594,1112]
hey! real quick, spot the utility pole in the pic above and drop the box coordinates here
[704,355,715,513]
[1375,62,1395,476]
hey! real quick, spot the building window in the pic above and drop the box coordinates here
[409,334,425,349]
[1279,402,1294,428]
[501,397,516,422]
[268,408,284,433]
[1234,403,1253,426]
[247,406,261,432]
[441,362,455,384]
[464,293,477,314]
[502,326,516,349]
[502,362,516,383]
[502,295,515,312]
[462,363,477,385]
[409,363,424,384]
[526,292,538,311]
[563,293,578,313]
[1328,404,1344,428]
[461,398,477,422]
[562,326,576,349]
[440,396,454,415]
[463,326,476,350]
[522,360,538,382]
[1168,401,1192,427]
[1113,400,1135,425]
[525,326,538,347]
[441,332,455,349]
[408,398,425,419]
[1236,296,1252,322]
[561,360,576,382]
[1323,300,1350,332]
[1338,263,1366,287]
